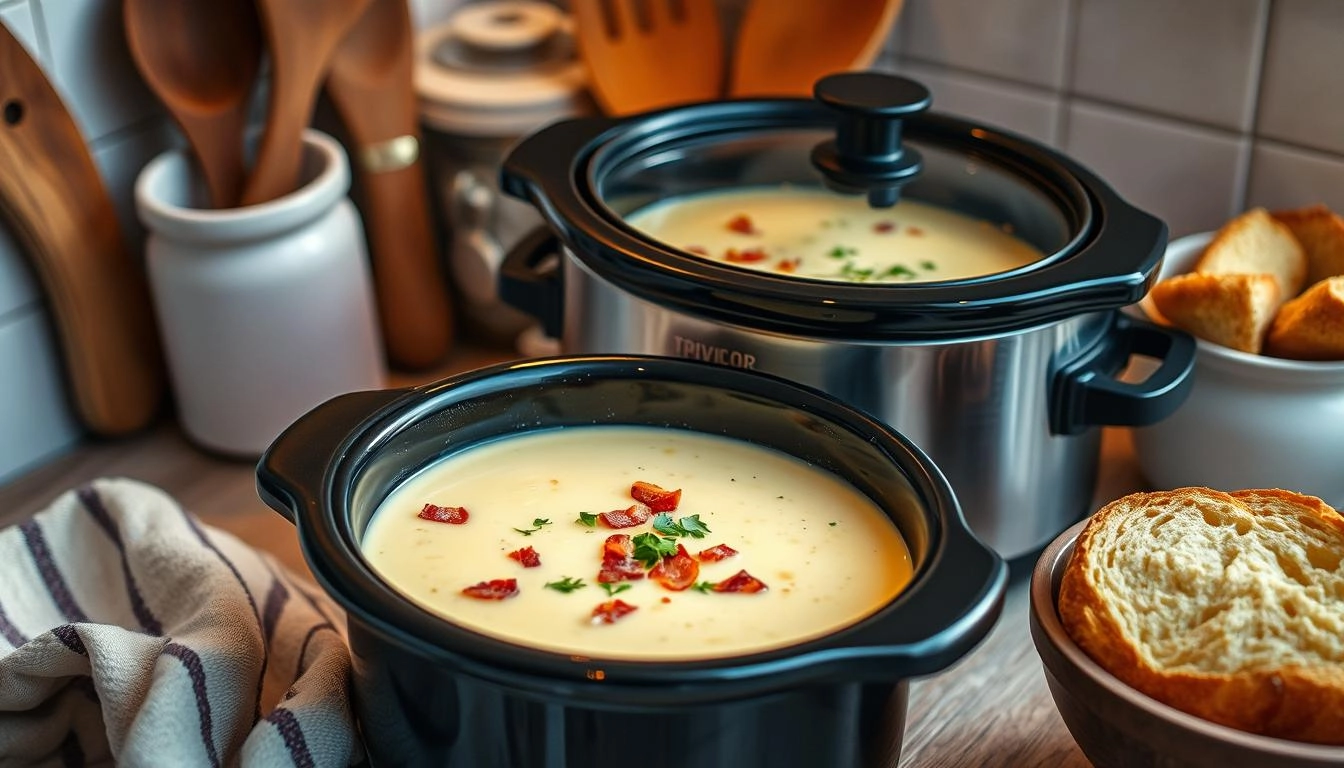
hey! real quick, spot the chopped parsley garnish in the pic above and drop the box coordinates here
[885,264,916,279]
[691,581,717,594]
[513,518,553,536]
[631,532,679,568]
[829,521,838,527]
[827,245,857,259]
[840,261,874,281]
[576,511,599,527]
[651,513,711,539]
[599,582,632,597]
[544,576,586,593]
[920,260,937,271]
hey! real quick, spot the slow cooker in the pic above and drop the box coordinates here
[497,72,1195,559]
[257,355,1006,767]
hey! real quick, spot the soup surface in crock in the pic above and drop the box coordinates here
[361,425,914,660]
[624,186,1043,283]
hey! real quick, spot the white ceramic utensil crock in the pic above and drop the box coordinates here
[135,129,385,457]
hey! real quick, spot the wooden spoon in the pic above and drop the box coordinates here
[729,0,906,98]
[325,0,453,370]
[570,0,724,116]
[123,0,262,209]
[242,0,372,206]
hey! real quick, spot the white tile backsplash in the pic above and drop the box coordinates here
[900,0,1073,89]
[895,61,1061,146]
[1072,0,1267,130]
[0,310,81,483]
[1246,141,1344,213]
[1256,0,1344,155]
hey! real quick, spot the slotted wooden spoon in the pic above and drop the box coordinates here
[325,0,453,369]
[242,0,372,206]
[570,0,724,116]
[730,0,905,97]
[123,0,262,208]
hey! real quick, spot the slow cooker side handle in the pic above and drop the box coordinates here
[256,388,407,525]
[1049,314,1197,436]
[498,227,564,338]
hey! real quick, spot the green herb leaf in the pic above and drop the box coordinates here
[827,245,857,259]
[885,264,916,278]
[545,576,587,594]
[631,532,679,568]
[920,260,937,271]
[840,261,874,281]
[829,521,838,527]
[514,518,554,536]
[599,582,632,597]
[652,512,712,539]
[691,581,717,594]
[576,511,599,527]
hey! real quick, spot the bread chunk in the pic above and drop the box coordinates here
[1196,207,1307,299]
[1059,488,1344,745]
[1149,271,1280,353]
[1273,204,1344,287]
[1265,276,1344,360]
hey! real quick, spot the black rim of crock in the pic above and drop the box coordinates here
[501,99,1169,341]
[290,356,1006,696]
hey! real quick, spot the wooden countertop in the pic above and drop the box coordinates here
[0,344,1151,767]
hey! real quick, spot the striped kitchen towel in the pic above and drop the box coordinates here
[0,477,362,767]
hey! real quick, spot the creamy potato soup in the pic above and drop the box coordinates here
[624,186,1043,283]
[361,425,914,661]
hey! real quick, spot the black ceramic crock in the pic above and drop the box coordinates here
[257,356,1006,768]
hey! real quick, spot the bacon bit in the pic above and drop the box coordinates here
[906,226,924,237]
[650,544,700,591]
[696,544,738,562]
[726,214,758,235]
[592,599,637,624]
[661,596,671,603]
[775,258,801,273]
[599,502,652,529]
[713,569,768,594]
[461,579,518,600]
[725,247,768,263]
[874,221,896,233]
[685,245,709,255]
[599,534,646,584]
[507,546,541,568]
[630,481,681,512]
[418,503,469,524]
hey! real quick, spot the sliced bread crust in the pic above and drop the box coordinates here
[1265,276,1344,361]
[1059,487,1344,745]
[1196,207,1308,298]
[1273,204,1344,287]
[1149,272,1280,353]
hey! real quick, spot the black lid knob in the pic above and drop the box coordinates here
[810,72,931,208]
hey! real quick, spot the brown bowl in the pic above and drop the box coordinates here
[1029,519,1344,768]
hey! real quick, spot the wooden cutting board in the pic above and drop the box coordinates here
[0,22,164,435]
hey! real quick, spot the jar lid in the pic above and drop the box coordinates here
[414,0,591,137]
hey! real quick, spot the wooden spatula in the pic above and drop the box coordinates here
[242,0,372,206]
[325,0,453,370]
[0,24,164,435]
[730,0,905,97]
[570,0,724,116]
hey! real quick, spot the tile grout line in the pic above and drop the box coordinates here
[1055,0,1084,150]
[1233,0,1275,213]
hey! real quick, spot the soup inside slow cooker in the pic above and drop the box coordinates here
[625,186,1045,284]
[361,424,914,661]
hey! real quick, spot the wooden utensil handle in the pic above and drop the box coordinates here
[357,151,453,369]
[0,23,165,435]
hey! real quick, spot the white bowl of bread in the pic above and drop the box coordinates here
[1131,205,1344,507]
[1031,487,1344,767]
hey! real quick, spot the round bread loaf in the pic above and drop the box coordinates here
[1058,487,1344,745]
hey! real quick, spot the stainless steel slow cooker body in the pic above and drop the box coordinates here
[499,74,1196,560]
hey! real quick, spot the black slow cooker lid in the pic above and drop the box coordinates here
[501,73,1169,341]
